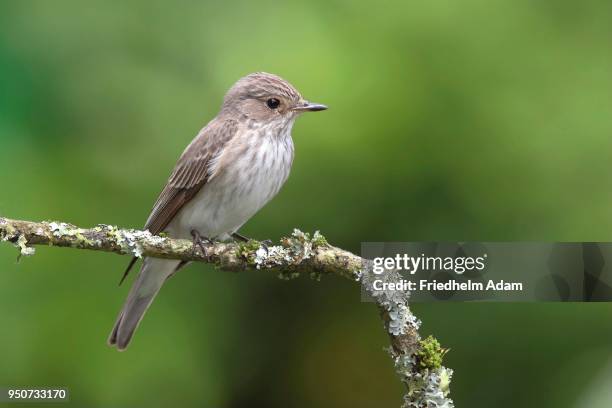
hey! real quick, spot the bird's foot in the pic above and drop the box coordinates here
[260,239,273,253]
[191,229,213,255]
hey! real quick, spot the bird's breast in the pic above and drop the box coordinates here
[229,127,295,207]
[174,126,295,239]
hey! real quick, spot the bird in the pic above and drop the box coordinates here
[108,72,327,350]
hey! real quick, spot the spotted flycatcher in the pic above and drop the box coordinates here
[108,72,327,350]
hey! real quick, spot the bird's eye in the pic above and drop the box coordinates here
[266,98,280,109]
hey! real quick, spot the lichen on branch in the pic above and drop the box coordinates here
[0,216,453,407]
[361,266,454,408]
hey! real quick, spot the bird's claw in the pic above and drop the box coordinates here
[260,239,273,254]
[191,229,212,255]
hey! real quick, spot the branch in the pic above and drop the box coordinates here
[0,216,453,408]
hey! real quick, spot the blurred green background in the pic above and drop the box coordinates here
[1,0,612,407]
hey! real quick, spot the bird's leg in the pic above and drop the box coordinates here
[191,229,213,255]
[232,232,273,254]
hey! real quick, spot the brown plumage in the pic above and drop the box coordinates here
[145,119,239,235]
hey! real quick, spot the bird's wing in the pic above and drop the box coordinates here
[119,118,238,285]
[145,118,238,235]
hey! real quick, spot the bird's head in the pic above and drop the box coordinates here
[221,72,327,125]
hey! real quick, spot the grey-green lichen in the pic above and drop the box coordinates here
[46,221,168,258]
[0,218,35,256]
[386,300,421,336]
[49,222,97,247]
[97,224,167,257]
[406,367,454,408]
[361,263,453,408]
[361,264,420,336]
[389,348,454,408]
[0,218,16,241]
[235,229,329,279]
[388,330,454,408]
[16,234,35,256]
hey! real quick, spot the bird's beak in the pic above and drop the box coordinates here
[293,101,328,112]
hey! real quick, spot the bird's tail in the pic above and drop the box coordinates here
[108,257,180,351]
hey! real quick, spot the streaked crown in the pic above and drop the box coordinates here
[219,72,327,120]
[224,72,302,104]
